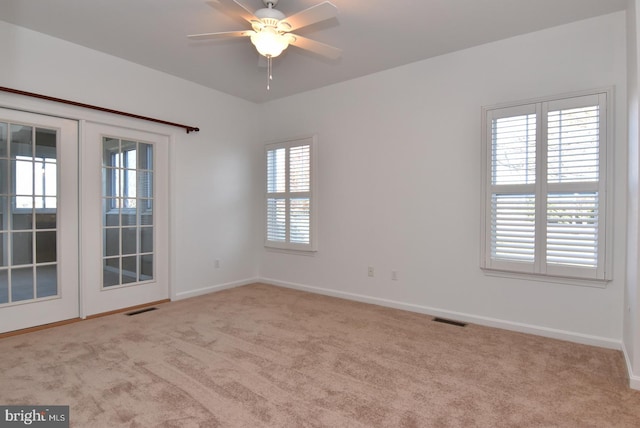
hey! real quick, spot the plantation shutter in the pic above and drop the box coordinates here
[267,147,286,242]
[265,137,316,251]
[489,110,537,270]
[289,144,311,244]
[546,103,600,270]
[482,92,609,280]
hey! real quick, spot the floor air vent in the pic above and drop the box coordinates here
[433,317,467,327]
[126,307,158,316]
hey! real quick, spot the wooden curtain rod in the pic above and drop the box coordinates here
[0,86,199,134]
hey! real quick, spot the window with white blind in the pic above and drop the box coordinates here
[265,136,317,251]
[481,90,611,281]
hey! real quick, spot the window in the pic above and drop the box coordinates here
[481,90,611,281]
[107,145,137,209]
[15,156,57,209]
[265,136,317,251]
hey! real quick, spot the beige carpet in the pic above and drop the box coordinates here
[1,283,639,427]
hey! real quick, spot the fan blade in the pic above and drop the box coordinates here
[187,30,252,40]
[289,35,342,60]
[280,1,338,31]
[206,0,256,23]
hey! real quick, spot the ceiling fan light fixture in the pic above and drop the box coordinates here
[250,27,290,57]
[188,0,342,90]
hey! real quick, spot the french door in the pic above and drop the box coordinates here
[81,123,169,316]
[0,111,169,332]
[0,108,79,333]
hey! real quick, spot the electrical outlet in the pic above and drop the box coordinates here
[368,266,374,277]
[391,270,398,281]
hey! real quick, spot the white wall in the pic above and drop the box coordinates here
[0,20,261,300]
[258,12,628,348]
[626,0,640,389]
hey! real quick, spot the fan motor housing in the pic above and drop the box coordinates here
[255,7,286,22]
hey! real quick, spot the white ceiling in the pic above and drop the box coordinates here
[0,0,627,103]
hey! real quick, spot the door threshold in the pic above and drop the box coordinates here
[0,299,170,339]
[0,318,82,339]
[84,299,170,320]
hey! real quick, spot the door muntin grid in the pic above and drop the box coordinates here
[0,122,59,306]
[101,137,154,288]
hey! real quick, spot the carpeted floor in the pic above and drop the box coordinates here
[1,283,639,427]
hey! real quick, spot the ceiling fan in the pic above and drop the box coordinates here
[188,0,342,89]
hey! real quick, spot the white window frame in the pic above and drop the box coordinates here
[265,135,317,252]
[480,88,613,283]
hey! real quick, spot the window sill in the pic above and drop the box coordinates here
[264,246,317,256]
[480,268,610,289]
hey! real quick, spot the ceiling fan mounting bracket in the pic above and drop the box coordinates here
[255,4,285,21]
[263,0,278,7]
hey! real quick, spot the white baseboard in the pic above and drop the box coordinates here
[622,341,640,390]
[173,277,259,300]
[260,277,621,351]
[630,374,640,390]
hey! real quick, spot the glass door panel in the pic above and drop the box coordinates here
[0,124,58,305]
[102,138,154,288]
[0,108,78,333]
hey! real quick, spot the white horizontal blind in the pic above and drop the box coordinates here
[290,198,310,243]
[492,114,536,186]
[491,194,536,263]
[289,145,310,192]
[546,192,598,267]
[547,106,599,183]
[482,91,609,280]
[267,147,286,192]
[267,198,286,242]
[265,137,316,251]
[289,144,310,244]
[267,147,286,242]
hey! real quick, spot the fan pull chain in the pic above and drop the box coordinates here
[266,55,273,91]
